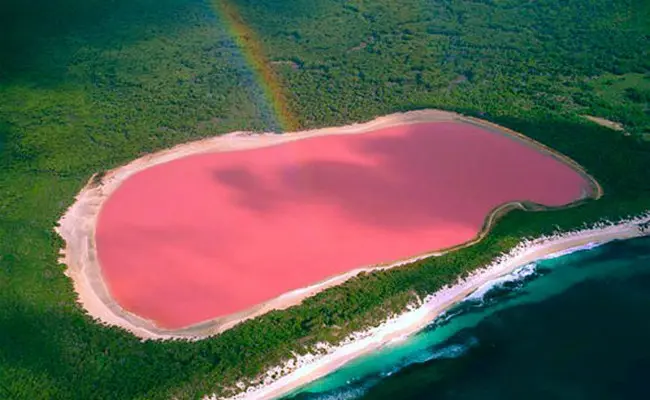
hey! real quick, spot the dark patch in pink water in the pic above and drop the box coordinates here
[96,122,590,329]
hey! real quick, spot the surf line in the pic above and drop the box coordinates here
[212,0,299,132]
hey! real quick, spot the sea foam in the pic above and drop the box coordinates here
[465,262,538,302]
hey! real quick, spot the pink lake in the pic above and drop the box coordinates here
[95,122,590,329]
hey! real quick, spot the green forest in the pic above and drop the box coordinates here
[1,0,649,398]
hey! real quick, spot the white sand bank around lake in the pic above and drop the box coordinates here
[55,109,601,340]
[212,213,650,400]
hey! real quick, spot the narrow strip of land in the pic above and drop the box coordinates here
[216,214,649,400]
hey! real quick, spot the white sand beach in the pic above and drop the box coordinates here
[213,213,650,400]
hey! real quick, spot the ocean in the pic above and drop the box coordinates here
[283,235,650,400]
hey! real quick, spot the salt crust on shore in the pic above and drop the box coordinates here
[55,109,601,340]
[212,212,650,400]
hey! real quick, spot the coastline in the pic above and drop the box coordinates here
[213,212,650,400]
[55,109,601,340]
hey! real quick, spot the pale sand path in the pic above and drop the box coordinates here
[215,215,650,400]
[55,109,602,340]
[583,115,626,132]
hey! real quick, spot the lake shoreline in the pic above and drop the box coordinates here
[54,109,600,340]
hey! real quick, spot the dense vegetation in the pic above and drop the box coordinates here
[1,0,649,399]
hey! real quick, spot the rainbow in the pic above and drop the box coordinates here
[212,0,299,132]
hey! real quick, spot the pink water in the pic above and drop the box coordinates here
[95,122,590,329]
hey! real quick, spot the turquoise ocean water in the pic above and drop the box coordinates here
[283,235,650,400]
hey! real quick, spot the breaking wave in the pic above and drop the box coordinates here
[290,334,480,400]
[542,241,603,260]
[465,262,538,302]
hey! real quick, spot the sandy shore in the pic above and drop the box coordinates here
[212,212,650,400]
[55,109,601,340]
